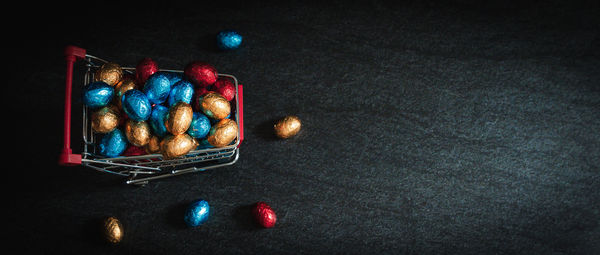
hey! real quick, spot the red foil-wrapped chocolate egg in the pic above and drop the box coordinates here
[252,202,277,228]
[184,61,217,87]
[213,77,235,101]
[136,58,159,85]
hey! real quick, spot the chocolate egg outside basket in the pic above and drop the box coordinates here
[274,115,302,139]
[165,102,194,135]
[160,134,198,159]
[197,92,230,120]
[207,118,238,147]
[102,216,124,244]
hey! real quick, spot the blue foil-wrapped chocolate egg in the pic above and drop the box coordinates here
[188,112,211,139]
[144,73,171,104]
[98,129,128,157]
[168,80,194,106]
[159,71,183,86]
[122,89,151,121]
[216,30,242,50]
[184,200,210,227]
[149,105,169,137]
[82,81,114,108]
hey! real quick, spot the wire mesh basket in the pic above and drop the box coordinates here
[59,46,244,185]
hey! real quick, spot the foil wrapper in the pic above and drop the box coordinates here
[145,135,161,154]
[121,89,151,121]
[113,74,138,110]
[168,80,194,106]
[122,145,146,156]
[82,81,114,109]
[216,30,243,50]
[149,105,169,137]
[213,77,235,101]
[165,102,193,135]
[188,112,211,139]
[197,92,230,120]
[95,62,123,87]
[159,71,182,86]
[207,118,238,147]
[274,115,301,139]
[160,134,198,159]
[253,202,277,228]
[98,129,128,157]
[91,105,120,134]
[136,58,159,85]
[124,120,151,147]
[144,72,172,105]
[184,200,210,227]
[184,61,217,87]
[102,216,124,244]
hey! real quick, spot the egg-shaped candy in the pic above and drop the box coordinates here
[95,62,123,87]
[274,115,301,139]
[159,71,183,86]
[102,216,124,244]
[149,105,169,137]
[144,73,172,105]
[207,118,238,147]
[98,129,128,157]
[197,92,230,120]
[216,30,243,50]
[122,145,146,156]
[165,102,193,135]
[252,202,277,228]
[193,86,212,112]
[160,134,198,159]
[213,77,235,101]
[136,58,159,85]
[82,81,114,109]
[91,105,120,133]
[145,135,161,154]
[168,80,194,106]
[113,74,138,110]
[188,112,211,139]
[184,200,210,227]
[124,120,151,147]
[121,89,151,121]
[184,61,217,87]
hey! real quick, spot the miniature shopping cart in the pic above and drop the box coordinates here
[58,46,244,185]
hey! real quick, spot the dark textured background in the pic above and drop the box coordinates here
[9,0,600,254]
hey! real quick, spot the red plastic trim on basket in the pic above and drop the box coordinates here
[59,46,85,166]
[237,84,244,147]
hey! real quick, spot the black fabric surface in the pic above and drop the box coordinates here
[9,1,600,254]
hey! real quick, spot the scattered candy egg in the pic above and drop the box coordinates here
[91,105,120,134]
[95,62,123,87]
[160,134,198,159]
[98,129,128,157]
[184,61,217,87]
[197,92,230,120]
[168,80,194,106]
[144,72,172,105]
[102,216,124,244]
[213,77,235,101]
[124,120,151,147]
[136,58,159,85]
[252,202,277,228]
[274,115,301,139]
[216,30,243,50]
[165,102,193,135]
[149,105,169,137]
[188,112,211,139]
[82,81,114,109]
[207,118,238,147]
[184,200,210,227]
[121,89,151,121]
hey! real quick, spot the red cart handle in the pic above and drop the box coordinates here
[59,46,86,166]
[237,84,244,147]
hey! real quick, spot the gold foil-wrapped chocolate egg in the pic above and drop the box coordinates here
[124,120,151,146]
[95,62,123,87]
[102,216,124,244]
[207,119,238,147]
[113,74,138,109]
[91,105,120,133]
[165,102,193,135]
[198,92,230,120]
[145,135,161,154]
[160,134,198,159]
[274,115,301,138]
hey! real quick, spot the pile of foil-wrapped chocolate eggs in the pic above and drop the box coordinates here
[82,58,239,159]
